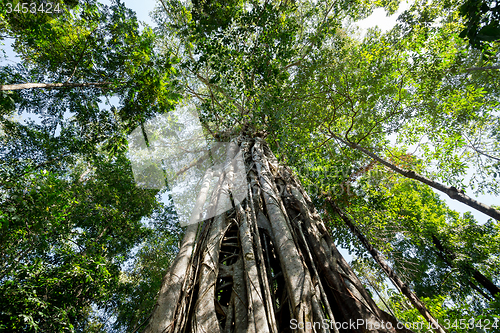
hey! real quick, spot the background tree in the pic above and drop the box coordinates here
[1,0,180,331]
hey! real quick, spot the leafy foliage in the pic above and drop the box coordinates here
[110,201,184,333]
[0,154,159,332]
[459,0,500,56]
[1,0,181,331]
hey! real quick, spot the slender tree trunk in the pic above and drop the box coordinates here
[329,133,500,221]
[361,273,398,320]
[431,235,500,299]
[0,81,111,91]
[143,137,414,333]
[329,201,447,333]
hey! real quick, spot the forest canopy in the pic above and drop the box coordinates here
[0,0,499,332]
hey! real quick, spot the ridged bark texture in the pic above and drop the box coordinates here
[143,137,414,333]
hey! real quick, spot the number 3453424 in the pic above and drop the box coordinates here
[443,318,499,330]
[5,2,64,14]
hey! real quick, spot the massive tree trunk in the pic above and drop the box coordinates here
[143,136,414,333]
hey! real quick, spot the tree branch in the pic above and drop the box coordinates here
[1,81,112,91]
[329,131,500,221]
[329,200,447,333]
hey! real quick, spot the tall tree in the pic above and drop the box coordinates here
[333,164,500,321]
[145,136,411,333]
[141,0,421,332]
[0,1,180,331]
[328,133,500,221]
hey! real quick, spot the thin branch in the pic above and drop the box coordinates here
[1,81,112,91]
[329,131,500,221]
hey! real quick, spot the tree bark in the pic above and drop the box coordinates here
[329,200,447,333]
[0,81,112,91]
[143,136,414,333]
[329,133,500,222]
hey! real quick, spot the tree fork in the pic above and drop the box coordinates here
[143,137,414,333]
[328,200,447,333]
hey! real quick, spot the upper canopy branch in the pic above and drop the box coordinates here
[328,131,500,222]
[0,81,113,91]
